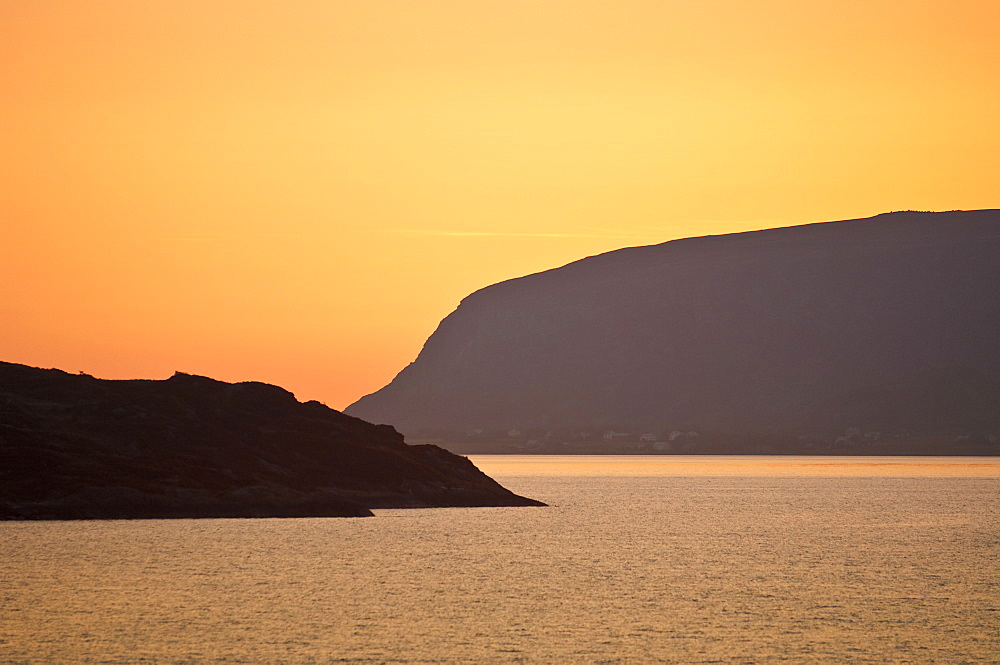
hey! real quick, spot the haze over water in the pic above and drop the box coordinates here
[2,456,997,663]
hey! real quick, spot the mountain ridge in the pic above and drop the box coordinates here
[347,210,1000,444]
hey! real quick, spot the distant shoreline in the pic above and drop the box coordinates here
[419,436,999,457]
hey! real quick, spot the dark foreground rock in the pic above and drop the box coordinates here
[0,362,544,519]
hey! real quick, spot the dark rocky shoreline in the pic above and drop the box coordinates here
[0,361,544,519]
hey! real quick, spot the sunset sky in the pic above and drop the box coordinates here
[3,0,997,408]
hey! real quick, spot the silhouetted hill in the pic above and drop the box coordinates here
[347,210,1000,446]
[0,362,543,519]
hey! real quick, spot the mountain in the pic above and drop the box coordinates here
[347,210,1000,441]
[0,362,543,519]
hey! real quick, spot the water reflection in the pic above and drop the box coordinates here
[2,456,997,663]
[471,454,1000,477]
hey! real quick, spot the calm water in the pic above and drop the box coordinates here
[2,456,998,663]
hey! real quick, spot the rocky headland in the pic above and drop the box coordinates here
[347,210,1000,452]
[0,361,544,519]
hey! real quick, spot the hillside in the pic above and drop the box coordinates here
[0,362,543,519]
[347,210,1000,449]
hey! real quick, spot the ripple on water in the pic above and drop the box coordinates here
[1,456,998,663]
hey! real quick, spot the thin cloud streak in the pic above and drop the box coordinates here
[375,229,662,239]
[155,236,220,243]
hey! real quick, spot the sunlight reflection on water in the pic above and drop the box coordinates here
[1,456,997,663]
[470,454,1000,478]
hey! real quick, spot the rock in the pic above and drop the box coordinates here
[346,210,1000,438]
[0,362,544,520]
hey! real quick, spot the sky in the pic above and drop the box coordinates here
[2,0,998,409]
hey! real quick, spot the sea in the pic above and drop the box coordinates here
[2,455,998,664]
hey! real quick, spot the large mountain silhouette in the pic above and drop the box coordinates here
[347,210,1000,436]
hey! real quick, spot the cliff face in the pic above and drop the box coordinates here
[347,210,1000,436]
[0,362,543,519]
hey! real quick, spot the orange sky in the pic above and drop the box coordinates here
[2,0,998,408]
